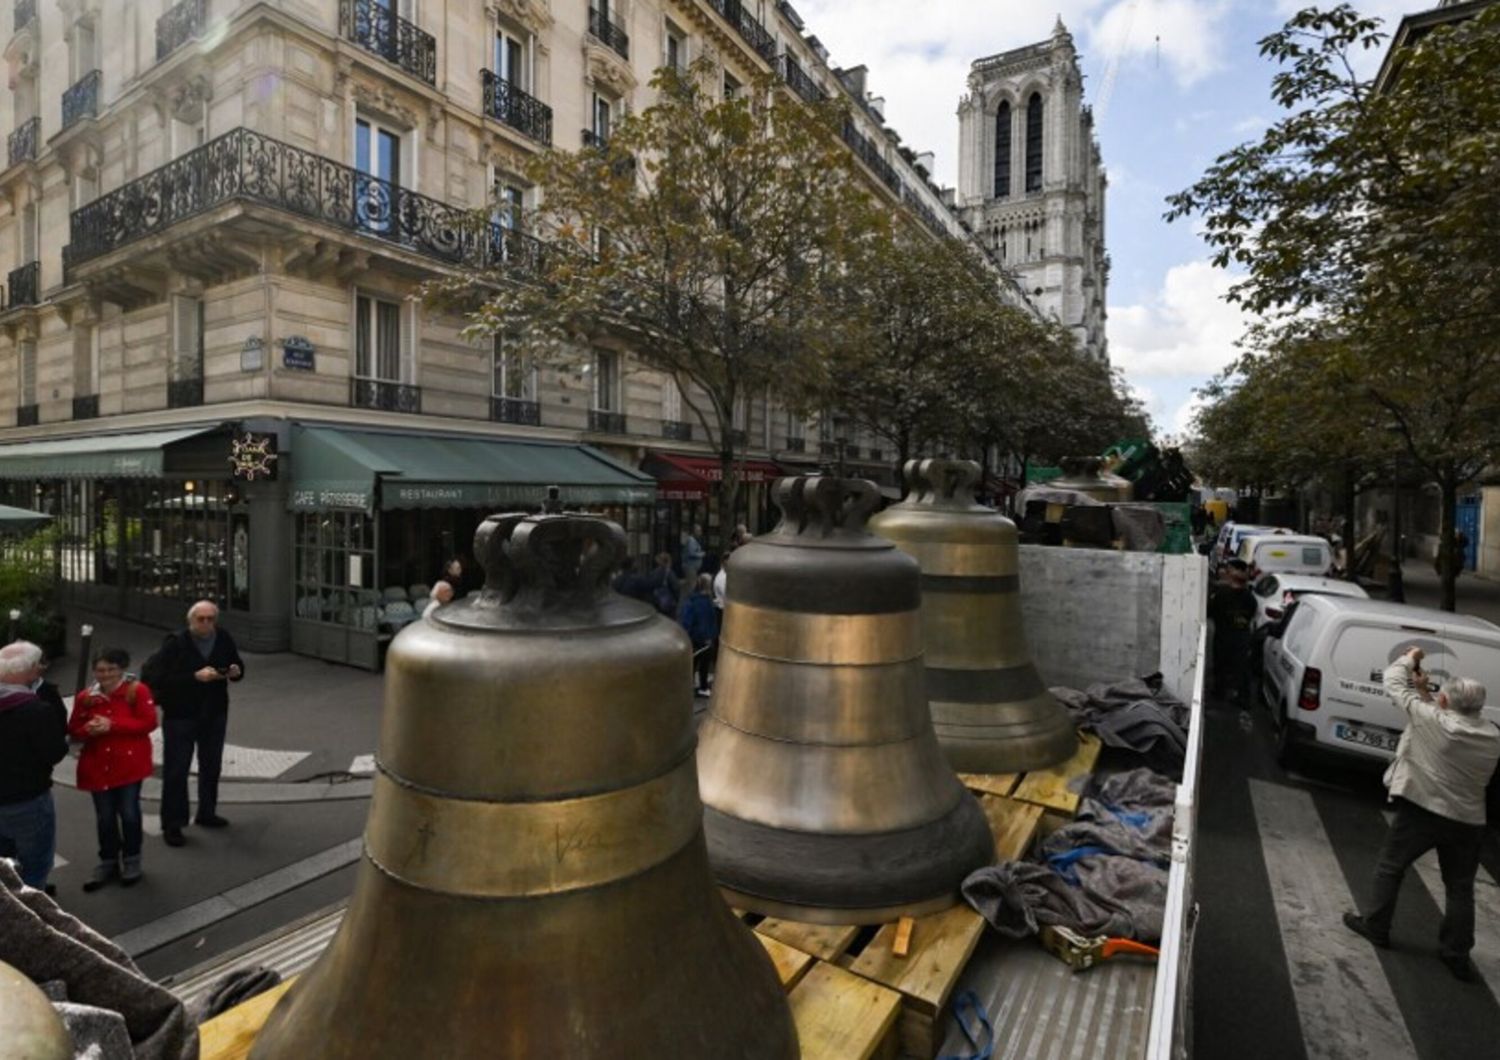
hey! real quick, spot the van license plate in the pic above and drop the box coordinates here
[1333,723,1399,753]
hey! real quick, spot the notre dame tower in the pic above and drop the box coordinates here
[957,19,1108,362]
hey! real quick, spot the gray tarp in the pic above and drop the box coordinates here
[1053,675,1190,776]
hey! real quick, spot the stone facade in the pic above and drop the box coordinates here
[957,18,1107,361]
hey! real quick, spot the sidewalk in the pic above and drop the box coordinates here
[1366,561,1500,627]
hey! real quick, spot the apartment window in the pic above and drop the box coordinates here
[172,108,207,159]
[733,395,748,432]
[724,73,741,100]
[661,376,682,421]
[21,203,38,263]
[495,26,528,91]
[994,100,1012,200]
[355,294,407,382]
[493,180,525,231]
[590,349,619,411]
[491,336,535,400]
[664,21,686,73]
[73,324,99,396]
[592,92,614,141]
[19,341,37,407]
[70,18,97,81]
[1025,92,1043,193]
[786,409,804,443]
[355,115,404,233]
[172,294,204,379]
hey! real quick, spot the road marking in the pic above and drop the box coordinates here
[348,754,375,775]
[1414,852,1500,999]
[1248,779,1418,1060]
[52,853,68,870]
[147,730,310,779]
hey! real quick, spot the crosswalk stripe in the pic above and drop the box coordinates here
[1248,779,1418,1060]
[1413,852,1500,999]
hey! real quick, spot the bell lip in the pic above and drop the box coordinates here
[720,886,959,927]
[935,724,1080,775]
[428,591,660,633]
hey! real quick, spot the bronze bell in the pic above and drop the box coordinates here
[871,459,1076,774]
[0,959,71,1060]
[251,501,796,1059]
[698,476,995,925]
[1050,456,1133,502]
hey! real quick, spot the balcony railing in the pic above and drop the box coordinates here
[589,409,627,434]
[779,55,823,104]
[167,376,204,408]
[157,0,208,61]
[340,0,436,85]
[69,128,549,275]
[662,419,693,441]
[15,404,38,427]
[5,261,39,309]
[491,396,541,425]
[62,70,101,129]
[7,117,38,168]
[481,69,552,145]
[582,128,607,150]
[707,0,777,63]
[352,377,421,413]
[587,7,629,60]
[841,119,900,193]
[72,394,99,420]
[901,185,950,239]
[14,0,35,33]
[784,437,805,453]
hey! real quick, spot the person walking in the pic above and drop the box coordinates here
[0,642,67,895]
[681,524,705,589]
[1344,647,1500,981]
[647,552,680,617]
[147,600,245,846]
[69,649,157,891]
[1208,559,1256,705]
[680,574,719,697]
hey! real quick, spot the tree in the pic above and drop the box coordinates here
[439,60,887,537]
[1167,4,1500,608]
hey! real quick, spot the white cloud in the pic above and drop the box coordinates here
[1093,1,1234,89]
[1108,260,1248,378]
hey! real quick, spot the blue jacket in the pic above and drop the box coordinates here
[680,593,719,646]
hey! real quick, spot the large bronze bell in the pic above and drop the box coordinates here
[0,959,71,1060]
[251,501,796,1059]
[871,459,1076,774]
[698,476,994,925]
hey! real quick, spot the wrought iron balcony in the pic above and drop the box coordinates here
[779,55,823,104]
[4,261,39,309]
[707,0,777,64]
[784,436,805,453]
[14,0,35,33]
[841,119,901,193]
[901,185,950,239]
[157,0,207,61]
[662,419,693,441]
[167,376,204,409]
[340,0,436,86]
[589,408,627,434]
[481,69,552,145]
[587,6,629,60]
[69,128,548,275]
[352,377,421,413]
[491,396,541,425]
[7,117,39,168]
[72,394,99,421]
[16,404,39,426]
[62,70,101,129]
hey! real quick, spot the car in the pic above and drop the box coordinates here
[1210,522,1290,575]
[1260,594,1500,768]
[1250,573,1368,631]
[1237,533,1335,581]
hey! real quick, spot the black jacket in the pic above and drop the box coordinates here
[0,686,68,804]
[149,628,246,718]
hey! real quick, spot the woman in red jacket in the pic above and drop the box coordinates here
[69,648,158,891]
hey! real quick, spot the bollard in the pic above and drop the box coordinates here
[6,608,19,645]
[74,624,94,699]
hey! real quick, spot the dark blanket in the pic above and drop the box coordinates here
[0,860,197,1059]
[1052,674,1190,776]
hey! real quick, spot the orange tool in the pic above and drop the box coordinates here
[1039,924,1160,971]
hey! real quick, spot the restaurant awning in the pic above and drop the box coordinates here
[290,426,656,512]
[641,452,785,501]
[0,426,217,479]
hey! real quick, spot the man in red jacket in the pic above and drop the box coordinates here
[0,641,67,893]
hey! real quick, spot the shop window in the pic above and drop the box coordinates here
[294,511,379,630]
[120,479,239,608]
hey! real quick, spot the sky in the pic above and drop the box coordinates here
[794,0,1437,442]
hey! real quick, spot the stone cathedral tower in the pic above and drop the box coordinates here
[957,19,1108,362]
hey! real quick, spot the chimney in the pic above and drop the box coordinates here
[915,151,935,176]
[940,188,956,207]
[807,36,829,63]
[836,65,868,99]
[779,1,805,31]
[867,95,886,121]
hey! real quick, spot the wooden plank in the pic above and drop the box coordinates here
[978,793,1045,862]
[756,917,860,962]
[789,961,902,1060]
[756,932,818,990]
[198,978,294,1060]
[958,771,1019,798]
[847,904,985,1019]
[892,916,915,957]
[1011,731,1102,815]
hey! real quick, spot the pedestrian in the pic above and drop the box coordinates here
[647,552,680,616]
[1345,647,1500,982]
[1208,559,1256,705]
[69,649,157,892]
[680,574,719,697]
[0,641,67,895]
[713,542,735,614]
[145,600,245,846]
[681,524,705,588]
[430,555,472,606]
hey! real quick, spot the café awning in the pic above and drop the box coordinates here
[290,426,656,512]
[641,452,784,501]
[0,426,216,479]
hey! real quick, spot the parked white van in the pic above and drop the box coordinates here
[1210,522,1288,574]
[1238,534,1334,579]
[1262,595,1500,767]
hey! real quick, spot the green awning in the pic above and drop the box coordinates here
[290,426,656,512]
[0,427,215,479]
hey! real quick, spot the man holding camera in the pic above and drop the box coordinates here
[147,600,245,847]
[1344,646,1500,982]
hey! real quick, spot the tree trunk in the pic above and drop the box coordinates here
[1341,466,1357,581]
[1438,471,1458,612]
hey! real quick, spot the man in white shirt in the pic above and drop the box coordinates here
[1344,647,1500,982]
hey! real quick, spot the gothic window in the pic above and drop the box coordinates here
[993,101,1011,199]
[1025,92,1043,193]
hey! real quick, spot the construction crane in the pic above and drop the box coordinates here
[1093,0,1140,125]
